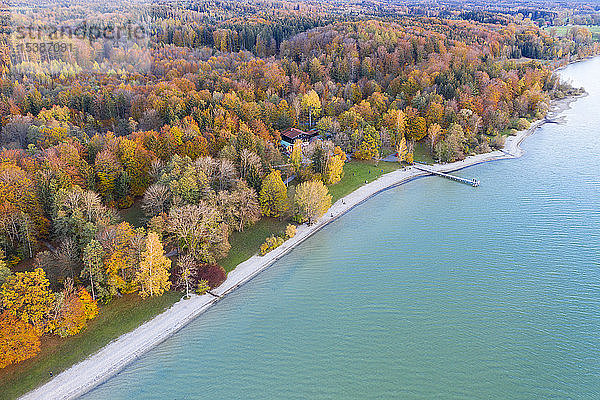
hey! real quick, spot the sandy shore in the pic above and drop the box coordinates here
[18,93,582,400]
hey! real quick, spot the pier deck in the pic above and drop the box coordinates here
[413,164,480,187]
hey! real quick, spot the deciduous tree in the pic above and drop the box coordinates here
[406,115,427,143]
[396,136,410,164]
[174,254,196,298]
[136,232,171,297]
[0,312,41,369]
[259,170,289,218]
[354,125,380,160]
[81,239,107,302]
[239,149,262,190]
[293,180,332,224]
[324,146,345,185]
[167,203,230,262]
[216,181,261,232]
[0,268,54,333]
[301,90,321,126]
[50,280,93,337]
[290,140,302,174]
[428,123,443,150]
[142,184,172,218]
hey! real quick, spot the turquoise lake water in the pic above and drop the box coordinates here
[82,58,600,399]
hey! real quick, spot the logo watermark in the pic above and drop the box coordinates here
[12,22,147,42]
[4,11,152,76]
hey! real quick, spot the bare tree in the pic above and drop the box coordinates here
[167,203,230,263]
[56,238,79,280]
[216,159,237,191]
[195,157,238,192]
[194,157,217,184]
[142,183,172,217]
[216,181,261,232]
[175,254,197,298]
[239,149,262,187]
[81,190,103,222]
[150,159,165,180]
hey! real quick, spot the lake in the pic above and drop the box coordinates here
[82,57,600,399]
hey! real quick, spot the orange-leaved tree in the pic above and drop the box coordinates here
[0,311,41,369]
[50,282,98,337]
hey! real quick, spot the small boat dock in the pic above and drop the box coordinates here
[413,164,480,187]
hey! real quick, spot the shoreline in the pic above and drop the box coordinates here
[18,92,583,400]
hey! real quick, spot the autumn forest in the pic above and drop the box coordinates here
[0,0,599,392]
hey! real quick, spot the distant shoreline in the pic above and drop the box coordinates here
[18,86,585,400]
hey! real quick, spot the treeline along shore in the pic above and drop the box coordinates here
[19,81,587,400]
[0,0,598,398]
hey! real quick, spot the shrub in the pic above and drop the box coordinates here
[285,224,297,239]
[170,260,227,290]
[260,235,285,255]
[196,264,227,288]
[196,279,210,295]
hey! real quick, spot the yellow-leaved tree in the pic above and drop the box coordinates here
[324,146,346,185]
[136,232,171,297]
[0,268,54,334]
[406,115,427,143]
[300,90,322,126]
[290,140,302,174]
[428,123,443,150]
[78,287,98,320]
[293,180,332,224]
[383,108,406,148]
[396,136,410,164]
[354,125,380,160]
[259,170,289,218]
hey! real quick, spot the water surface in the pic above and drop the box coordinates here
[83,58,600,399]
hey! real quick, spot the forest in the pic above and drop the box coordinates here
[0,0,599,378]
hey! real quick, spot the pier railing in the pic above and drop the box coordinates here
[413,164,480,187]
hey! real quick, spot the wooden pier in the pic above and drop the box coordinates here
[413,164,480,187]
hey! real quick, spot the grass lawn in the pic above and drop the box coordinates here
[0,292,181,400]
[413,141,435,164]
[328,160,402,203]
[220,217,289,272]
[546,24,600,39]
[118,200,146,228]
[500,128,519,137]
